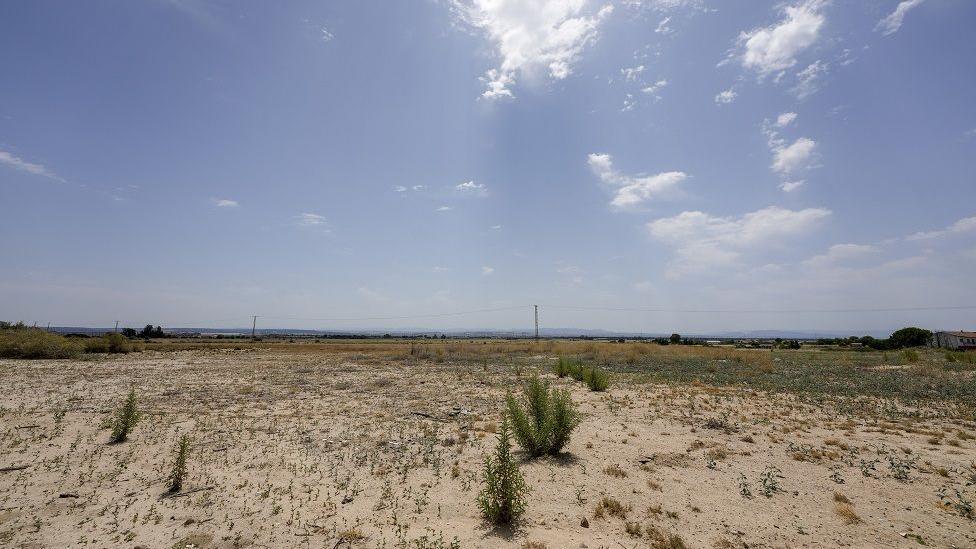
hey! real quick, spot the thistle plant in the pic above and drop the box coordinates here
[168,434,190,493]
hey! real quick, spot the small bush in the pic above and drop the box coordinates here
[584,366,610,391]
[168,434,190,493]
[477,416,528,525]
[554,357,574,378]
[111,388,140,443]
[85,332,135,354]
[506,376,580,457]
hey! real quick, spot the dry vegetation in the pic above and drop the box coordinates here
[1,339,974,547]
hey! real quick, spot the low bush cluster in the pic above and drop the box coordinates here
[555,357,610,391]
[0,323,139,358]
[506,376,579,457]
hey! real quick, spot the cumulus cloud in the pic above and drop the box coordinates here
[454,0,614,99]
[736,0,825,77]
[0,148,64,181]
[588,153,687,209]
[213,199,238,207]
[641,79,668,97]
[647,206,831,276]
[714,88,736,104]
[771,137,817,174]
[455,180,487,195]
[906,216,976,241]
[877,0,926,36]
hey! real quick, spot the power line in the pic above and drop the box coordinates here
[542,304,976,314]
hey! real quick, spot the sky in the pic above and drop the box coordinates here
[1,0,974,335]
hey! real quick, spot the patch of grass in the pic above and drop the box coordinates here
[594,495,629,519]
[478,416,528,525]
[604,464,628,478]
[506,376,579,457]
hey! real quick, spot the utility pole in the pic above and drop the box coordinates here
[251,316,258,339]
[114,320,119,333]
[534,305,539,340]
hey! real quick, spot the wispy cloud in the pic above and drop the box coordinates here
[213,199,238,207]
[588,153,687,209]
[453,0,614,99]
[877,0,926,36]
[0,148,64,181]
[790,59,827,99]
[455,180,487,196]
[481,266,495,275]
[294,212,330,233]
[436,205,452,211]
[906,215,976,241]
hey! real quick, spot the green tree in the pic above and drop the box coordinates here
[888,327,932,349]
[669,333,681,344]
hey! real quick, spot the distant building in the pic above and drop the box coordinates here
[930,331,976,350]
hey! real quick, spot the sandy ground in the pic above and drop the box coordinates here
[0,349,974,548]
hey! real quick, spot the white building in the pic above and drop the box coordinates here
[930,331,976,350]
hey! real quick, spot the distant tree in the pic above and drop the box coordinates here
[121,328,137,338]
[139,324,154,338]
[669,333,681,344]
[888,327,932,349]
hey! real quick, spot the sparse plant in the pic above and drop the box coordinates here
[477,416,527,525]
[168,434,190,493]
[584,366,610,392]
[759,465,782,497]
[554,357,573,377]
[737,473,752,498]
[110,388,140,443]
[938,486,973,519]
[506,376,579,457]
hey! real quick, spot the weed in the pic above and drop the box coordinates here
[110,388,140,443]
[168,434,190,493]
[759,465,782,497]
[477,417,527,525]
[593,495,629,519]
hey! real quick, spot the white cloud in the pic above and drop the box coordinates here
[621,65,645,81]
[621,93,636,112]
[0,148,63,181]
[455,180,487,196]
[393,185,408,192]
[437,205,452,211]
[803,243,878,268]
[321,27,334,42]
[736,0,825,77]
[587,153,687,209]
[877,0,926,36]
[490,224,503,230]
[779,180,805,192]
[655,16,672,34]
[771,137,817,174]
[790,59,827,99]
[295,212,327,227]
[714,88,736,104]
[213,199,238,207]
[481,266,495,275]
[453,0,614,99]
[647,206,830,276]
[641,79,668,96]
[775,112,798,128]
[906,216,976,241]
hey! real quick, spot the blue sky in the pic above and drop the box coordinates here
[1,0,974,334]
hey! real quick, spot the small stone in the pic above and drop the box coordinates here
[580,517,589,528]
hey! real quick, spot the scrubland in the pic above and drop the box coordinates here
[0,340,974,548]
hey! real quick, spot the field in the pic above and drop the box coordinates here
[1,340,974,548]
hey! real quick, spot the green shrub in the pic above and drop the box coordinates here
[583,366,610,391]
[0,326,83,359]
[554,357,573,378]
[168,434,190,493]
[506,376,579,457]
[569,363,587,382]
[85,333,135,354]
[111,388,140,443]
[477,416,527,525]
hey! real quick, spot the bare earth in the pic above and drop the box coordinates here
[1,347,974,548]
